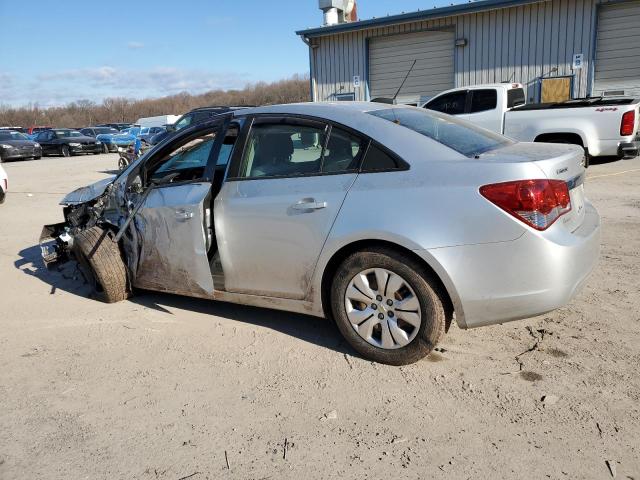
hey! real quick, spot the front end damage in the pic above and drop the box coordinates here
[40,178,118,268]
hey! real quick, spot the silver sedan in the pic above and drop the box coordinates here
[40,102,600,365]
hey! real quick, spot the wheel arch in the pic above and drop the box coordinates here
[534,132,585,147]
[318,238,461,330]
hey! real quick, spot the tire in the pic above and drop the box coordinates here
[73,226,129,303]
[61,145,71,157]
[118,156,128,170]
[330,247,447,365]
[583,153,590,168]
[34,156,41,160]
[102,143,109,154]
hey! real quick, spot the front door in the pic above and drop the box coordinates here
[127,118,228,298]
[215,116,366,300]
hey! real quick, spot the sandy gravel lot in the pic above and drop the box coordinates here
[0,153,639,479]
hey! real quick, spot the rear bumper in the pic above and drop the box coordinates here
[417,201,600,329]
[618,140,639,159]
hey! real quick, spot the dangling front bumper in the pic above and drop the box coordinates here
[40,222,73,267]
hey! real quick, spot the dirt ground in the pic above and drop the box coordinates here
[0,153,638,479]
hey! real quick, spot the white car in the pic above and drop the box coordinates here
[423,83,640,166]
[0,164,7,204]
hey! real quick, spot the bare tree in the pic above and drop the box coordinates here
[0,75,310,128]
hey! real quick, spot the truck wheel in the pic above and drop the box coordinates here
[330,247,448,365]
[73,226,129,303]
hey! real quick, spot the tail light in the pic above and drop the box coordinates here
[480,179,571,230]
[620,110,635,136]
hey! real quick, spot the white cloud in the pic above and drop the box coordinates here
[127,41,145,49]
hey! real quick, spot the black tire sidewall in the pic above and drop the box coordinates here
[61,145,70,157]
[331,249,445,365]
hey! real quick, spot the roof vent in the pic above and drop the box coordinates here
[319,0,357,26]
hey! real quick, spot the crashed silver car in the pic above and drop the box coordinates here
[41,103,600,365]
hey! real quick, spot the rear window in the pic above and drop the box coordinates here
[507,88,526,108]
[368,108,512,157]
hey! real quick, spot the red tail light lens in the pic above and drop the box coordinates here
[480,179,571,230]
[621,110,635,136]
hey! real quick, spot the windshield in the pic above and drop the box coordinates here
[368,107,512,157]
[55,130,83,138]
[95,127,119,135]
[0,131,29,141]
[140,127,150,135]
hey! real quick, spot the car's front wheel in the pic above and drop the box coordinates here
[61,145,71,157]
[102,143,109,154]
[331,248,447,365]
[73,227,129,303]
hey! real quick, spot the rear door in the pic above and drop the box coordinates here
[126,117,230,298]
[215,116,366,299]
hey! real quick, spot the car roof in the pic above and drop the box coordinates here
[235,101,400,118]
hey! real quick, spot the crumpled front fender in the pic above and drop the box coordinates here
[60,176,115,205]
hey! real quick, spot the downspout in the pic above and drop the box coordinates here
[300,35,317,102]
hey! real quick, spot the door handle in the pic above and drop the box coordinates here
[175,210,194,220]
[292,199,328,211]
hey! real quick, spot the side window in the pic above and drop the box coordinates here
[469,89,497,113]
[174,114,193,130]
[361,143,404,172]
[424,91,467,115]
[216,125,239,166]
[238,122,326,178]
[148,130,216,183]
[322,127,365,173]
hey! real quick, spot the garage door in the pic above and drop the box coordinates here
[368,30,455,104]
[593,0,640,97]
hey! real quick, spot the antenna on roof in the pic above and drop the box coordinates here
[392,60,417,103]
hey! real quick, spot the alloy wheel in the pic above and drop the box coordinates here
[344,268,422,349]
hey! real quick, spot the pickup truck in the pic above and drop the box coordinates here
[422,83,640,167]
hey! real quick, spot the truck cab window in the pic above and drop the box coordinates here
[424,91,467,115]
[469,89,498,113]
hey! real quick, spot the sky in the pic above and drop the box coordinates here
[0,0,444,108]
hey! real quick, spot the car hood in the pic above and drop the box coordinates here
[96,133,119,140]
[60,176,115,205]
[61,136,97,143]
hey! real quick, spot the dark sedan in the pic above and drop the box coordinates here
[34,129,102,157]
[0,130,42,162]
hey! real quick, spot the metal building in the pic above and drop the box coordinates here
[297,0,640,104]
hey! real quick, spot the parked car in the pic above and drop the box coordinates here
[26,126,52,135]
[139,126,165,144]
[422,83,640,167]
[0,164,7,204]
[149,106,249,145]
[97,123,137,131]
[0,130,42,162]
[80,126,121,153]
[0,126,26,133]
[34,129,102,157]
[40,102,600,365]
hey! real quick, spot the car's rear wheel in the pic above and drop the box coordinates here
[331,248,447,365]
[61,145,71,157]
[73,226,129,303]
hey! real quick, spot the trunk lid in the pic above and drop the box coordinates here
[479,142,586,232]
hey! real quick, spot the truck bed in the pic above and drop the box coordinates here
[512,97,638,110]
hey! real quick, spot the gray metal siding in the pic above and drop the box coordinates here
[368,30,455,102]
[593,0,640,96]
[308,0,599,103]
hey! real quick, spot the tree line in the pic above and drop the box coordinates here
[0,74,310,128]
